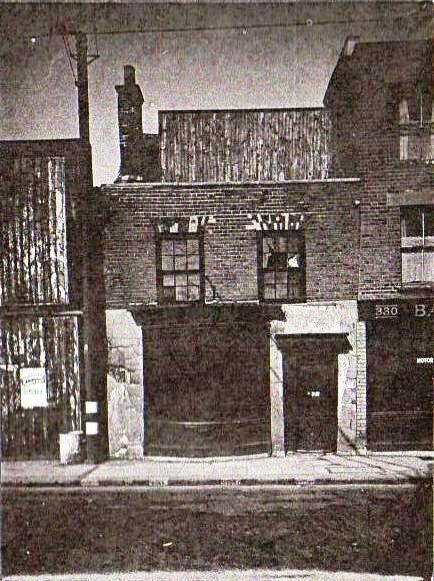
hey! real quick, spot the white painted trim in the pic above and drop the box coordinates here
[86,422,99,436]
[102,177,361,189]
[85,401,98,414]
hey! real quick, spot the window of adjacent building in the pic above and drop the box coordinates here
[258,232,305,301]
[398,87,433,161]
[156,235,204,303]
[401,206,434,284]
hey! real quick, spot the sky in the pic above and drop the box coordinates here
[0,2,430,185]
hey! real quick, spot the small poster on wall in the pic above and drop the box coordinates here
[20,368,48,409]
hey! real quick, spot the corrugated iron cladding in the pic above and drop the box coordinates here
[160,109,331,182]
[0,157,69,305]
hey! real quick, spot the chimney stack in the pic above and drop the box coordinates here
[115,65,146,180]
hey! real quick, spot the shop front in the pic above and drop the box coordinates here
[131,303,283,457]
[359,299,433,452]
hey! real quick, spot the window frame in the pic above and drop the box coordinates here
[155,232,205,305]
[398,90,433,161]
[400,205,434,286]
[257,231,306,303]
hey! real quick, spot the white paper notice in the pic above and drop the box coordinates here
[20,368,48,409]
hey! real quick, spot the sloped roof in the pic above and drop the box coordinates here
[324,39,431,106]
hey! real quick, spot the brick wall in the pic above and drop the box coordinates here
[102,181,360,307]
[325,40,433,299]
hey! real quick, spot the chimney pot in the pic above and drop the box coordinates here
[124,65,136,85]
[343,36,359,57]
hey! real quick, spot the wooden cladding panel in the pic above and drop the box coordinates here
[0,157,70,305]
[160,109,330,183]
[0,316,81,458]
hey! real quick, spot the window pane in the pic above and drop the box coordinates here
[275,271,287,284]
[423,208,434,238]
[287,253,301,269]
[287,234,302,253]
[263,237,275,253]
[263,272,275,285]
[174,255,187,270]
[268,252,287,270]
[162,287,176,301]
[400,135,408,161]
[402,208,423,237]
[187,239,199,255]
[187,254,200,270]
[262,236,274,252]
[188,274,200,287]
[188,286,200,301]
[176,274,187,287]
[163,274,175,287]
[161,255,174,272]
[402,251,423,282]
[288,277,303,298]
[422,250,434,282]
[264,285,275,300]
[263,238,273,268]
[175,286,188,301]
[161,240,173,256]
[275,284,288,299]
[277,236,288,252]
[174,240,186,255]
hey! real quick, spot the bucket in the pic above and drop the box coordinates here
[59,431,84,464]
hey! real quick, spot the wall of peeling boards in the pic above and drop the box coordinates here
[160,109,331,183]
[0,157,70,305]
[0,316,81,458]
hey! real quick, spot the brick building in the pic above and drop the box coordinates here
[325,39,433,452]
[89,38,434,459]
[0,140,87,458]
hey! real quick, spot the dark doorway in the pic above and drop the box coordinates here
[132,304,286,457]
[367,319,432,451]
[277,334,350,453]
[284,351,338,452]
[144,321,270,456]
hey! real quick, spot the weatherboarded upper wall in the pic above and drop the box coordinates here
[159,109,331,183]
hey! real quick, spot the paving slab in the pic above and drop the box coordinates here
[2,454,431,488]
[1,461,98,486]
[2,569,424,581]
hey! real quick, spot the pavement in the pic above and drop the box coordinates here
[2,453,432,487]
[1,570,425,581]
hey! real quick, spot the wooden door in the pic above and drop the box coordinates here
[285,351,338,452]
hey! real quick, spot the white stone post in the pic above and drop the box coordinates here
[270,334,285,456]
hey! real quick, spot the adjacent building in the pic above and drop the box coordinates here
[325,39,433,451]
[0,140,87,458]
